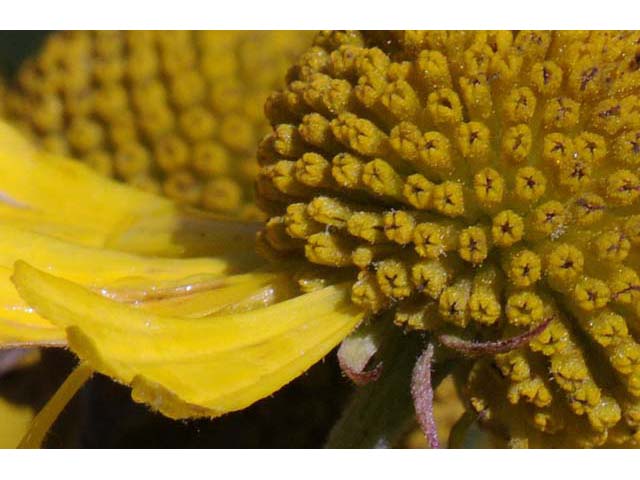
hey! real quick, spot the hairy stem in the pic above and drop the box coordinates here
[411,342,439,449]
[325,328,422,448]
[438,317,552,357]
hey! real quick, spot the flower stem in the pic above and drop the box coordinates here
[411,343,439,448]
[18,362,93,449]
[325,328,420,448]
[326,327,451,448]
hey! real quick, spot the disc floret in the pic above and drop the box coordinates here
[256,30,640,448]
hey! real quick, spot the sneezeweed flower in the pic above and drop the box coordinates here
[0,120,263,349]
[6,31,310,218]
[1,30,346,446]
[255,30,640,448]
[0,121,343,447]
[0,120,347,447]
[5,30,640,449]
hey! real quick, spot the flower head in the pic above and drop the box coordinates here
[7,31,310,218]
[5,30,640,449]
[255,30,640,447]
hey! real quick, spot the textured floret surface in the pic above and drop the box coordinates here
[256,30,640,447]
[7,31,311,218]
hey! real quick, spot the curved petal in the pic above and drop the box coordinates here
[0,225,265,346]
[0,121,260,258]
[12,261,363,418]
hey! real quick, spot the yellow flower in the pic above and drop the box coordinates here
[6,31,311,219]
[254,30,640,448]
[4,30,640,449]
[1,31,348,448]
[0,119,354,447]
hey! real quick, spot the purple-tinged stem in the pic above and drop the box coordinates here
[410,342,440,449]
[438,317,552,357]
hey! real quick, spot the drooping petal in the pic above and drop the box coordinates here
[0,265,66,347]
[12,261,363,418]
[136,270,298,317]
[0,121,260,258]
[0,225,248,287]
[0,223,268,346]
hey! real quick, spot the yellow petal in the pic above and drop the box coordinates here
[12,261,363,418]
[0,120,168,243]
[104,210,262,259]
[0,224,246,286]
[0,224,260,346]
[0,266,65,347]
[136,270,298,317]
[0,120,259,258]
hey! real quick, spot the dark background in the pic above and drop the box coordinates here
[0,31,50,78]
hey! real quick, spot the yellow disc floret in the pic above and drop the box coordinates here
[257,30,640,448]
[8,30,312,217]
